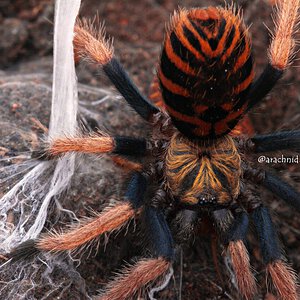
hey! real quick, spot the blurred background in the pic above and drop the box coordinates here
[0,0,299,299]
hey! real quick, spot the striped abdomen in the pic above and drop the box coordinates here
[158,7,254,139]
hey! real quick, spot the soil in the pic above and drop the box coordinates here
[0,0,299,299]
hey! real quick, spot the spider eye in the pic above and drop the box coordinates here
[198,196,217,205]
[158,7,254,139]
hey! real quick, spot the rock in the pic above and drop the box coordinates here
[0,18,28,67]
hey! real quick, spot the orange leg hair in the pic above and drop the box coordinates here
[73,18,114,65]
[40,131,147,160]
[111,156,143,172]
[48,133,114,157]
[36,203,135,252]
[267,260,298,300]
[97,257,171,300]
[269,0,300,70]
[228,241,257,300]
[47,135,144,171]
[251,206,299,300]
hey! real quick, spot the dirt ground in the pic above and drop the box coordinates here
[0,0,300,299]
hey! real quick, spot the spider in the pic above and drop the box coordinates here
[6,0,300,299]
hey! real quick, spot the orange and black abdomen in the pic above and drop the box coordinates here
[158,7,255,139]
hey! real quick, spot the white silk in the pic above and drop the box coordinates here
[0,0,81,251]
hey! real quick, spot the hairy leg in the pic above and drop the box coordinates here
[111,156,143,172]
[98,207,174,300]
[246,130,300,153]
[251,206,298,300]
[246,0,300,110]
[32,132,148,160]
[73,19,159,121]
[8,172,148,258]
[99,257,170,300]
[224,211,257,299]
[244,166,300,212]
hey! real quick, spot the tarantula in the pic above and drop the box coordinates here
[7,1,300,299]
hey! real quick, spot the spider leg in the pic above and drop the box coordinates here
[7,202,135,260]
[32,134,148,160]
[79,116,144,171]
[224,211,257,300]
[244,166,300,211]
[73,20,159,121]
[83,117,144,171]
[246,0,299,110]
[251,206,298,300]
[8,172,147,258]
[98,206,174,300]
[249,130,300,152]
[262,171,300,211]
[111,156,143,172]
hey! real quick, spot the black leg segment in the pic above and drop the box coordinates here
[225,211,249,243]
[251,130,300,153]
[144,207,174,260]
[246,64,283,111]
[103,58,159,120]
[251,206,282,263]
[114,136,147,156]
[262,172,300,212]
[125,172,148,209]
[7,239,39,262]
